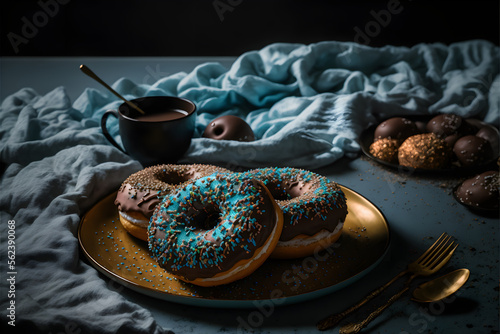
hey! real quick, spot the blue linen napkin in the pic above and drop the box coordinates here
[0,40,498,334]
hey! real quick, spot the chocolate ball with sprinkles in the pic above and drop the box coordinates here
[245,167,348,259]
[455,170,499,210]
[114,164,230,241]
[148,173,283,287]
[453,135,494,167]
[373,117,419,142]
[398,133,452,169]
[426,114,476,145]
[369,138,400,164]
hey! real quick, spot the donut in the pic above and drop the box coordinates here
[148,173,283,286]
[369,138,400,164]
[114,164,229,241]
[245,167,348,259]
[398,133,452,169]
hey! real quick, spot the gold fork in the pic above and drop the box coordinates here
[317,233,458,331]
[339,234,458,333]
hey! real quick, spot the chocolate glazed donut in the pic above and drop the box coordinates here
[246,167,348,259]
[114,164,230,241]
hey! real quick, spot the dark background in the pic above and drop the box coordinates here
[1,0,499,57]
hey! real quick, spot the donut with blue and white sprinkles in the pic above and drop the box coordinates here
[148,173,283,286]
[246,167,348,259]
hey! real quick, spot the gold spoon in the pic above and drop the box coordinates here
[340,269,470,334]
[412,268,470,303]
[79,64,146,115]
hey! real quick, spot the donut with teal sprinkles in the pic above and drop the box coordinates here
[148,173,283,287]
[245,167,348,259]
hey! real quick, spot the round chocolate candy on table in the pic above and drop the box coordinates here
[453,135,494,167]
[374,117,419,142]
[369,138,400,164]
[203,115,255,142]
[398,133,452,169]
[455,170,499,210]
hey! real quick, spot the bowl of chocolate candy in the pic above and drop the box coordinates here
[359,114,499,173]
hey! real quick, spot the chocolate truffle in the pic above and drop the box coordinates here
[374,117,419,142]
[453,135,494,167]
[443,133,461,147]
[476,125,499,156]
[455,171,499,209]
[369,138,400,164]
[203,115,255,142]
[398,133,452,169]
[415,121,428,133]
[426,114,475,139]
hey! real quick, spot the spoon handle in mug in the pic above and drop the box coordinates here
[80,64,146,115]
[101,110,126,153]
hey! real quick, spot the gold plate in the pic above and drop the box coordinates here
[78,185,390,308]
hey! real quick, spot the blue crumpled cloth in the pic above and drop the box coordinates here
[0,40,498,334]
[74,39,499,168]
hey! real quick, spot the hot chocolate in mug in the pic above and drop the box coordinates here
[101,96,196,166]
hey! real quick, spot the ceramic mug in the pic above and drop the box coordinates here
[101,96,196,166]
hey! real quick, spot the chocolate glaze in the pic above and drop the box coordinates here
[453,135,494,167]
[114,164,230,219]
[115,184,163,218]
[456,170,499,209]
[246,167,348,241]
[202,115,255,142]
[149,174,278,281]
[374,117,419,142]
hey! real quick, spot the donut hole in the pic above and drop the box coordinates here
[288,181,308,198]
[188,209,222,234]
[265,181,304,201]
[156,171,193,185]
[213,125,224,136]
